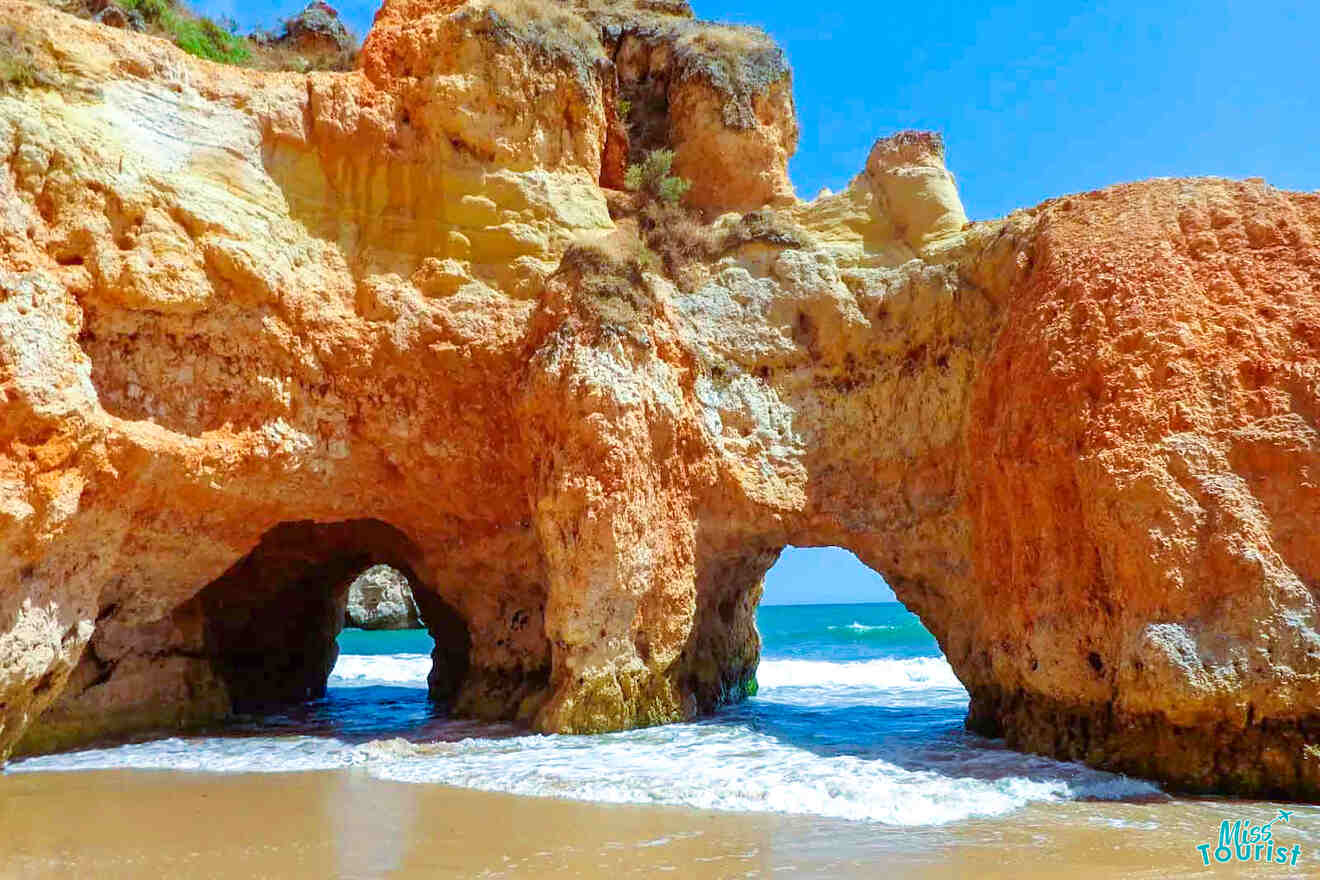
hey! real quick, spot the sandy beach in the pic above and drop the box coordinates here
[2,768,1314,879]
[8,610,1316,879]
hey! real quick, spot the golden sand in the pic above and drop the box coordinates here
[3,769,1317,878]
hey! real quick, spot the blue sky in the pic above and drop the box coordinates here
[762,547,895,605]
[193,0,1315,602]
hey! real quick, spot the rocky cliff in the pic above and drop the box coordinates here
[2,0,1319,797]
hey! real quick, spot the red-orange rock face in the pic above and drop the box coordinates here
[1,0,1317,797]
[963,180,1320,794]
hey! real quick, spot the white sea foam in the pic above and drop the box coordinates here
[329,653,430,689]
[327,654,964,694]
[8,651,1164,825]
[827,622,894,633]
[12,735,355,774]
[10,723,1162,827]
[351,726,1160,825]
[757,656,963,690]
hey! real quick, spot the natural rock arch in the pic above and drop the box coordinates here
[13,519,476,752]
[2,0,1319,800]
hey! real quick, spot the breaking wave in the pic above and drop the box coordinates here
[11,645,1161,825]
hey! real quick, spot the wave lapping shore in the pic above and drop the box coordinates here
[12,604,1161,826]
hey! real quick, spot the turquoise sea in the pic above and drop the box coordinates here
[13,603,1163,824]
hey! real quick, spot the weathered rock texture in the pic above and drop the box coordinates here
[1,0,1319,797]
[282,1,353,56]
[345,564,423,629]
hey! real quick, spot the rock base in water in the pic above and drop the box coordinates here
[968,686,1320,800]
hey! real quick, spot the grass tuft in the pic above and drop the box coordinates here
[119,0,250,64]
[558,236,657,328]
[0,27,56,92]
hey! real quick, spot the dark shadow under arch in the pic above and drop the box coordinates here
[199,519,470,714]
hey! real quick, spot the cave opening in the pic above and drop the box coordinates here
[757,545,946,666]
[742,545,969,761]
[704,545,1148,816]
[197,520,471,732]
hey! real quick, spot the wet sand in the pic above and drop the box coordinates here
[1,769,1315,878]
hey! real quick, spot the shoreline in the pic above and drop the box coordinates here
[3,768,1315,878]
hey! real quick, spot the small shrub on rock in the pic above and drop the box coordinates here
[625,149,692,205]
[171,15,250,64]
[638,199,727,292]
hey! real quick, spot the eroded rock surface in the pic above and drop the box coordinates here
[1,0,1318,797]
[282,1,353,56]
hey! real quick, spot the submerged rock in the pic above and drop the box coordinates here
[2,0,1319,799]
[345,566,423,630]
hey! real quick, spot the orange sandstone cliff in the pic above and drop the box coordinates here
[2,0,1319,798]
